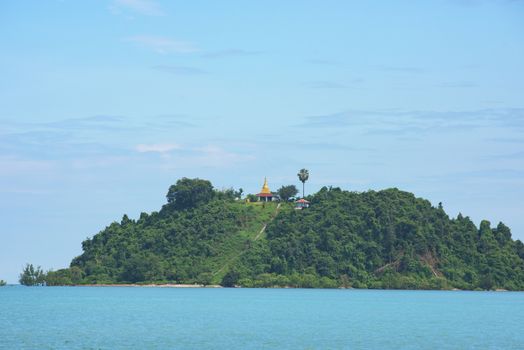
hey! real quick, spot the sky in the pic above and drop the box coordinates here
[0,0,523,283]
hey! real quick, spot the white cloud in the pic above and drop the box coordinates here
[126,35,198,54]
[113,0,164,16]
[193,146,255,167]
[136,143,182,153]
[135,143,254,168]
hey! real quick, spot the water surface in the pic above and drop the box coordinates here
[1,287,523,349]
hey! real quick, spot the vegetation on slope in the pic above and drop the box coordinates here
[234,187,524,290]
[46,178,277,286]
[38,178,524,290]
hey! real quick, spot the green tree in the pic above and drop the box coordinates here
[19,264,46,286]
[221,269,240,287]
[196,272,214,286]
[247,194,258,202]
[297,168,309,198]
[494,222,512,245]
[0,280,6,286]
[215,187,236,200]
[516,240,524,259]
[46,266,85,286]
[166,178,214,209]
[121,254,165,283]
[277,185,299,201]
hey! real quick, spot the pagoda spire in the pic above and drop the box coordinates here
[260,177,271,194]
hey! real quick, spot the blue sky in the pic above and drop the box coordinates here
[1,0,523,283]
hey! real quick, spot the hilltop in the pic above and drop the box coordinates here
[43,178,524,290]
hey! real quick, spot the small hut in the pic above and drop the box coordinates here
[294,198,310,210]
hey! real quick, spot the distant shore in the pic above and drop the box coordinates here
[2,284,517,291]
[63,284,511,291]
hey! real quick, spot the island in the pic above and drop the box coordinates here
[22,176,524,290]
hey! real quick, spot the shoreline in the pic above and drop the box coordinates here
[3,284,518,291]
[57,284,512,291]
[72,283,222,288]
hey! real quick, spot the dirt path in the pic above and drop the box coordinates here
[254,224,267,241]
[213,203,281,277]
[254,203,280,241]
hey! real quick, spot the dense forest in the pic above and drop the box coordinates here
[36,178,524,290]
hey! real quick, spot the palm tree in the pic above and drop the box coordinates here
[297,168,309,198]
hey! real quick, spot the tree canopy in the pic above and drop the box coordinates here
[31,179,524,290]
[297,169,309,197]
[166,178,214,210]
[277,185,299,201]
[235,187,524,290]
[19,264,46,286]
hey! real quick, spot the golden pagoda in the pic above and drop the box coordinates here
[256,177,274,201]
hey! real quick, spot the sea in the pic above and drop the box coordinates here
[1,287,523,349]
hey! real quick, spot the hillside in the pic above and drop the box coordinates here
[45,178,524,290]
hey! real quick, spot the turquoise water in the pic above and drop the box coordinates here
[1,287,523,349]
